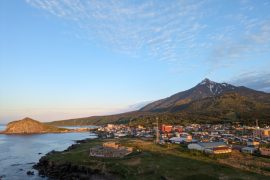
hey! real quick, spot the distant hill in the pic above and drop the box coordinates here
[47,79,270,126]
[47,111,154,126]
[2,117,69,134]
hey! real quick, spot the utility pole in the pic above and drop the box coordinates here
[156,117,159,144]
[256,119,259,128]
[129,118,132,126]
[256,119,262,139]
[253,119,259,140]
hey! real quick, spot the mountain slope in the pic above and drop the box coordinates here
[47,79,270,126]
[172,92,270,122]
[140,78,270,112]
[47,111,154,126]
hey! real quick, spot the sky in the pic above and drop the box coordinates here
[0,0,270,123]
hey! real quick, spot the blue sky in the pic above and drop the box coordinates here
[0,0,270,123]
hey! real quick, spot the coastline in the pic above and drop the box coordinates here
[33,138,118,180]
[0,118,95,135]
[0,130,94,180]
[0,128,91,135]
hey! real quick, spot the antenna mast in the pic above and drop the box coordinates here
[156,117,159,143]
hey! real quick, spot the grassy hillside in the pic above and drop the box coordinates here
[47,111,154,126]
[35,138,270,179]
[172,93,270,124]
[47,92,270,126]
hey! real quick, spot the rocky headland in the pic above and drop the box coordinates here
[1,117,71,134]
[33,140,118,180]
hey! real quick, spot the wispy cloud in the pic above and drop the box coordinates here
[230,71,270,92]
[25,0,207,62]
[25,0,270,70]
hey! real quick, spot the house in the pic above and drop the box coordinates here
[174,126,183,133]
[170,137,185,143]
[161,124,173,133]
[241,146,257,154]
[188,142,231,154]
[114,132,127,138]
[192,132,208,136]
[107,124,115,129]
[259,148,270,156]
[170,133,192,143]
[232,145,244,152]
[246,141,260,147]
[137,125,145,129]
[253,128,270,138]
[211,132,219,136]
[89,141,133,158]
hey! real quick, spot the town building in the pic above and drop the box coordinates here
[174,126,183,133]
[170,133,192,143]
[89,141,133,158]
[259,148,270,156]
[253,128,270,138]
[188,142,231,154]
[241,147,257,154]
[247,141,260,147]
[161,124,173,133]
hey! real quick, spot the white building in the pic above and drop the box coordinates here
[241,147,257,154]
[188,142,231,154]
[170,133,192,143]
[246,141,260,147]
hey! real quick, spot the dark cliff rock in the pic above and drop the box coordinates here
[33,150,119,180]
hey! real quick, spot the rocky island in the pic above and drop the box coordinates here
[1,117,71,134]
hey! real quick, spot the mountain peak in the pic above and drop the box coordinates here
[22,117,35,121]
[203,78,211,82]
[195,78,236,96]
[198,78,216,85]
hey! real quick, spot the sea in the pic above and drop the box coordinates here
[0,125,98,180]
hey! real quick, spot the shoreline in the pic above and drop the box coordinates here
[0,129,92,135]
[0,118,97,136]
[0,132,96,179]
[33,138,117,180]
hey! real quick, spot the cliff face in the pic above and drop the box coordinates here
[3,117,69,134]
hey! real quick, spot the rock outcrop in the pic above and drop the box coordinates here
[2,117,70,134]
[34,150,118,180]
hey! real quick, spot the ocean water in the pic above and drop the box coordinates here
[0,125,96,180]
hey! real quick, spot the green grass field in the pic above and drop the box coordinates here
[46,138,270,180]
